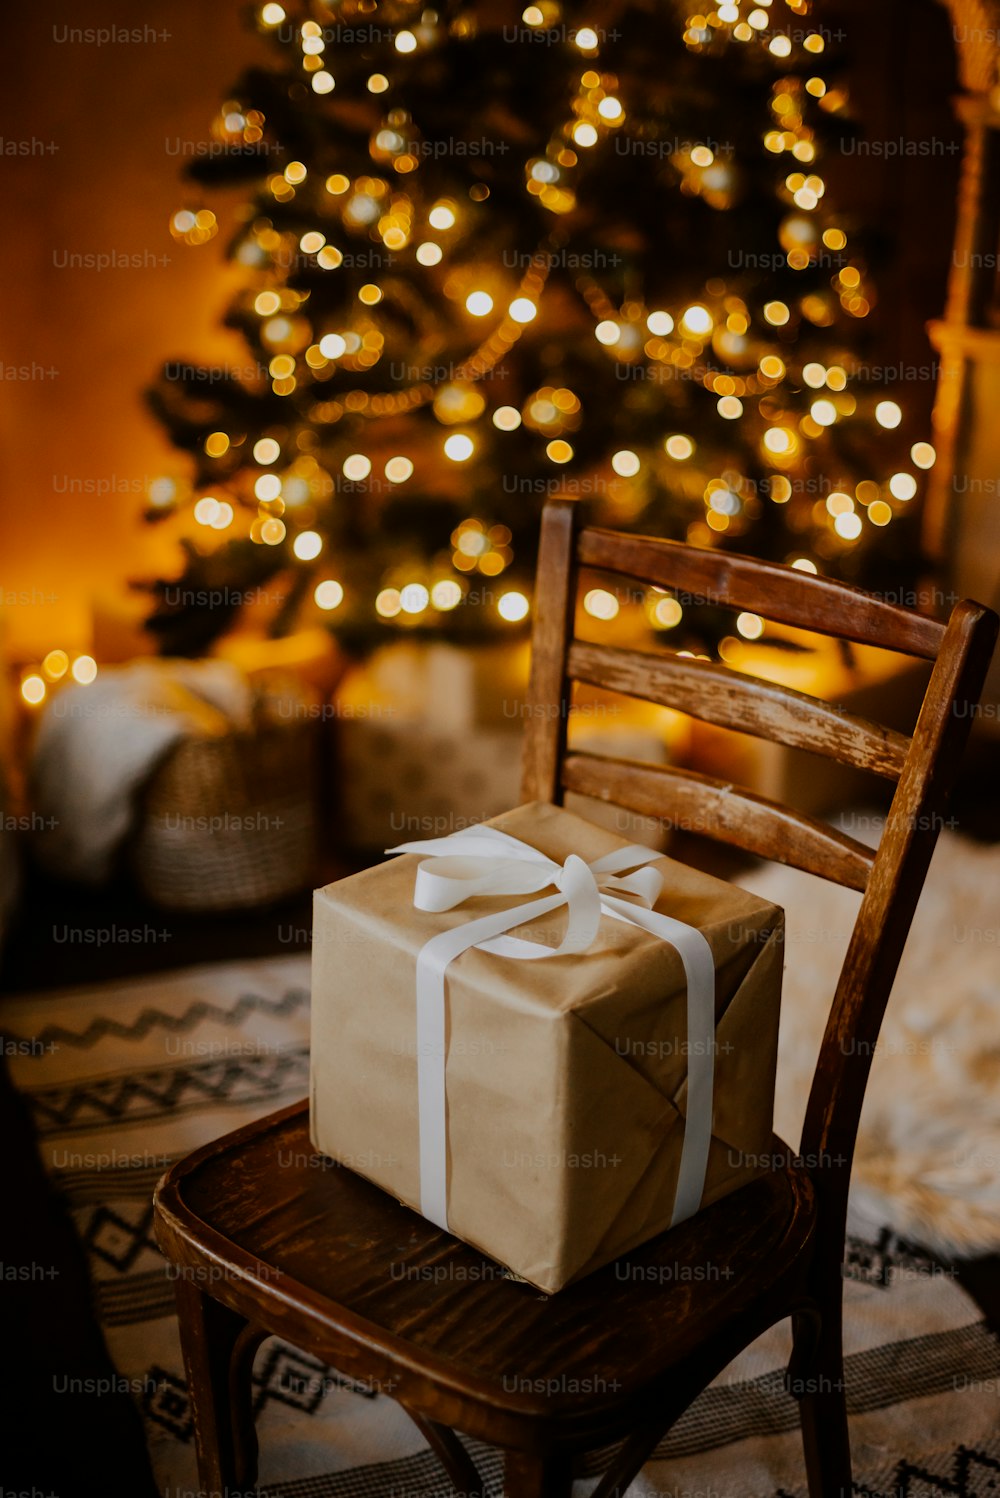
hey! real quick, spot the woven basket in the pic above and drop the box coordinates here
[131,713,318,911]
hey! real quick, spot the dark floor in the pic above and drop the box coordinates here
[1,742,998,1496]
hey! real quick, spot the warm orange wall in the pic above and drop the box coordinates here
[0,0,270,660]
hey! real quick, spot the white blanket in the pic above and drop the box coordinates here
[30,658,252,883]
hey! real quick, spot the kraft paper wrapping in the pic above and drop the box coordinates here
[310,801,784,1294]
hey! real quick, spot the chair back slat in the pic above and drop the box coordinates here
[567,641,911,781]
[561,752,874,891]
[578,527,947,660]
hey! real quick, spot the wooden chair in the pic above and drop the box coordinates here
[154,498,997,1498]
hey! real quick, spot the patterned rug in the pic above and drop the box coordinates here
[4,949,998,1497]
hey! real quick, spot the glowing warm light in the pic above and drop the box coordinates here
[343,454,372,481]
[611,449,640,476]
[284,161,307,184]
[498,590,530,621]
[760,355,786,380]
[368,74,389,93]
[810,399,837,426]
[71,655,98,685]
[205,432,230,457]
[43,650,69,680]
[733,611,766,641]
[493,406,522,430]
[718,396,743,419]
[646,310,673,335]
[868,501,892,526]
[681,304,712,337]
[254,438,281,464]
[385,456,414,482]
[358,283,382,305]
[573,123,599,147]
[416,242,443,265]
[466,291,494,316]
[911,442,936,469]
[293,530,323,560]
[764,301,790,326]
[319,333,347,359]
[595,319,620,345]
[255,474,282,501]
[803,363,826,388]
[584,588,619,620]
[195,497,221,525]
[444,434,475,461]
[834,512,863,540]
[763,427,793,454]
[400,583,430,614]
[509,297,537,323]
[376,588,402,618]
[653,597,683,629]
[665,434,694,459]
[889,472,917,500]
[429,204,456,230]
[314,579,344,610]
[792,557,819,574]
[546,439,574,463]
[255,291,281,316]
[21,675,46,705]
[395,30,417,52]
[574,27,599,49]
[876,401,902,429]
[260,518,286,545]
[432,580,463,610]
[312,72,335,94]
[261,4,285,25]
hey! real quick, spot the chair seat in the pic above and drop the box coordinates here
[154,1099,817,1450]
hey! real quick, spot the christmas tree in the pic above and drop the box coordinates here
[144,0,934,658]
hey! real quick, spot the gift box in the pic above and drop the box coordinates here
[310,800,784,1294]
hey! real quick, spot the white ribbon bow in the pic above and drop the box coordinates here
[386,823,716,1235]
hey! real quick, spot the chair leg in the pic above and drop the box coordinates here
[503,1450,574,1497]
[793,1303,852,1498]
[173,1277,263,1498]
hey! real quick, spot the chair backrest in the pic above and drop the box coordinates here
[522,497,998,1248]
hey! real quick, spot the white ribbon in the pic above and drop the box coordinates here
[385,824,716,1235]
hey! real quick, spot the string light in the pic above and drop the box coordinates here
[584,588,619,619]
[155,1,918,649]
[399,583,430,613]
[293,530,323,560]
[71,656,98,685]
[314,579,344,609]
[444,434,474,461]
[498,591,529,621]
